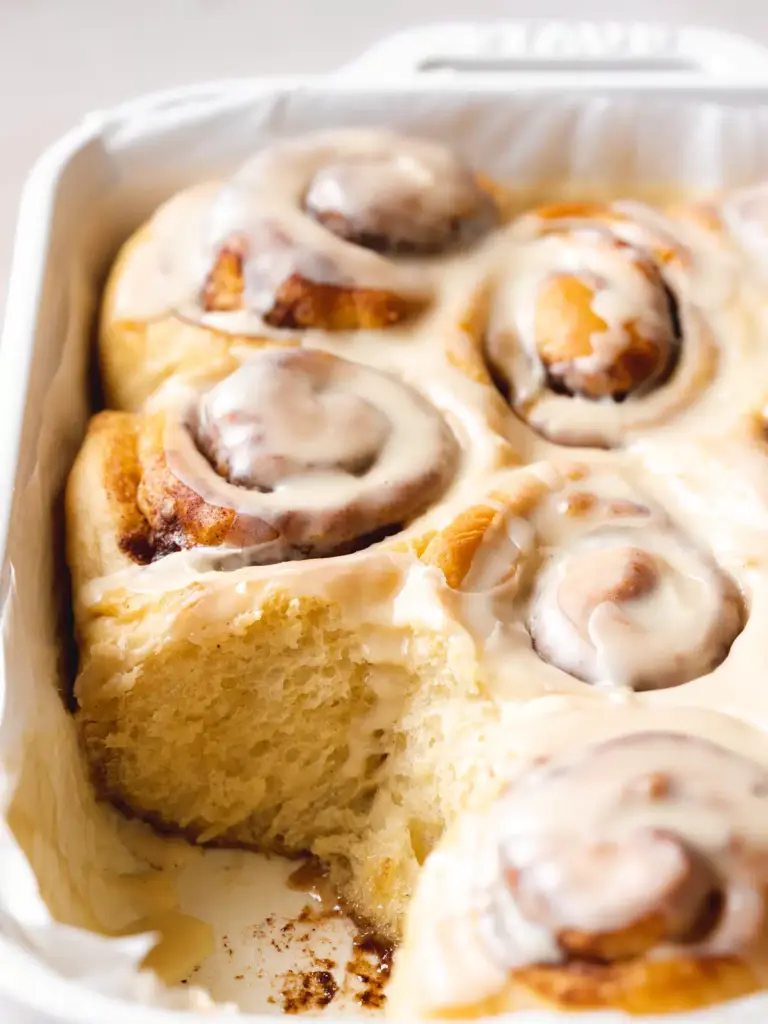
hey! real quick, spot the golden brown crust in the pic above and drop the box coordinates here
[529,200,682,266]
[393,958,758,1019]
[534,201,615,222]
[421,504,500,589]
[534,274,667,399]
[509,955,758,1015]
[66,412,152,588]
[420,472,552,589]
[67,410,243,579]
[556,910,682,963]
[98,413,155,565]
[388,895,760,1020]
[135,411,243,553]
[201,241,245,312]
[100,229,297,413]
[263,273,421,331]
[666,199,725,234]
[200,240,423,331]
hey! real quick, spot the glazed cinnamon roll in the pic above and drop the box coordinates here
[484,201,739,448]
[421,459,743,692]
[100,129,502,410]
[388,730,768,1018]
[73,348,459,574]
[67,346,464,851]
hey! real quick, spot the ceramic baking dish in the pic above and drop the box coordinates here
[6,19,768,1024]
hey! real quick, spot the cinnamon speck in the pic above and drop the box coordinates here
[244,886,395,1012]
[281,969,339,1013]
[346,932,393,1010]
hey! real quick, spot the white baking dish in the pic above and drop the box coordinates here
[6,19,768,1024]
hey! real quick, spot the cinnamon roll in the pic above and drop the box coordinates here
[100,129,503,410]
[73,348,459,574]
[484,200,742,448]
[388,730,768,1018]
[420,458,743,693]
[66,346,462,849]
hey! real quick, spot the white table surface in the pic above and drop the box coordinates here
[1,0,768,324]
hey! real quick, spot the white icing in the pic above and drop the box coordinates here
[163,348,460,555]
[112,129,496,329]
[487,201,740,447]
[406,719,768,1013]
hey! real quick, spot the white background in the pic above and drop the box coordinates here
[1,0,768,316]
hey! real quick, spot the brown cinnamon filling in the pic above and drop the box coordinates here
[557,546,660,635]
[201,229,420,330]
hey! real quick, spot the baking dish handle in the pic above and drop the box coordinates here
[338,21,768,80]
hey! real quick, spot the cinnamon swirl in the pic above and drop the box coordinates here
[100,129,503,410]
[484,201,746,448]
[389,727,768,1017]
[72,348,459,575]
[420,458,743,693]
